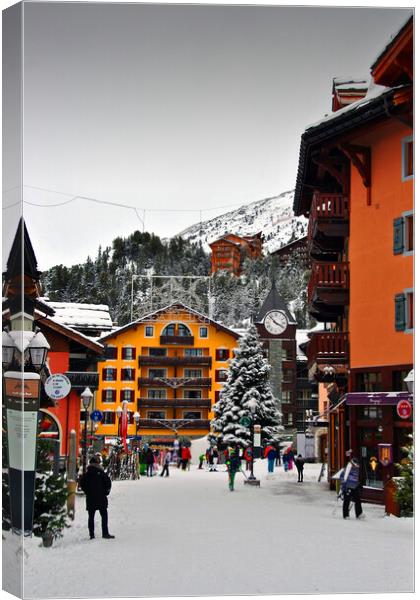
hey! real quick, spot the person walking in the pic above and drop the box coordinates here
[160,448,171,477]
[340,450,364,519]
[181,445,191,470]
[294,454,305,482]
[243,446,252,471]
[282,450,289,472]
[287,447,295,471]
[198,453,205,469]
[226,446,241,491]
[209,447,219,471]
[264,444,276,475]
[145,447,155,477]
[79,456,115,539]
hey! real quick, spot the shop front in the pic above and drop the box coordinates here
[346,392,413,504]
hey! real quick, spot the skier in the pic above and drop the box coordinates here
[160,448,171,477]
[264,444,276,475]
[294,454,305,482]
[79,455,115,539]
[226,446,241,491]
[340,450,364,519]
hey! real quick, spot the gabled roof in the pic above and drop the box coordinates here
[254,282,297,325]
[371,14,413,83]
[99,302,241,342]
[41,300,113,334]
[35,310,104,354]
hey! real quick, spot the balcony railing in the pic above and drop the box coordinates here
[66,371,99,390]
[306,331,349,367]
[138,398,211,409]
[138,356,212,367]
[308,262,349,303]
[138,377,212,388]
[138,418,210,430]
[160,335,194,345]
[308,193,349,239]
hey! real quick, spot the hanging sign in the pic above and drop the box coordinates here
[378,443,393,466]
[45,374,71,400]
[396,399,412,419]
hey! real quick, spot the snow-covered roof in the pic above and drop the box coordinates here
[296,329,310,361]
[41,300,113,333]
[333,77,369,91]
[370,13,413,71]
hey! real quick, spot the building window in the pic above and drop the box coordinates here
[358,406,383,419]
[147,411,165,420]
[102,368,117,381]
[395,290,414,332]
[185,369,202,378]
[102,411,116,425]
[281,348,294,361]
[104,346,118,359]
[287,413,293,425]
[178,324,192,337]
[184,390,202,399]
[282,390,292,404]
[392,370,409,392]
[185,348,203,356]
[199,327,208,338]
[183,411,201,420]
[297,389,312,401]
[145,326,154,337]
[402,136,413,181]
[215,391,220,404]
[215,369,229,382]
[355,372,382,392]
[120,389,134,403]
[149,369,166,379]
[149,347,167,357]
[394,212,413,255]
[122,347,136,360]
[121,368,135,381]
[282,369,294,383]
[148,389,167,399]
[102,389,116,403]
[216,348,229,361]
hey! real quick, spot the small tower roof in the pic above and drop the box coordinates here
[255,282,296,324]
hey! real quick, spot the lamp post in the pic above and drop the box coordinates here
[244,397,260,486]
[81,387,93,475]
[116,405,123,438]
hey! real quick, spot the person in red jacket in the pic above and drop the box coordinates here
[181,446,191,470]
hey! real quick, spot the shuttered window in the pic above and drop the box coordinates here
[102,389,116,403]
[120,389,135,402]
[393,218,404,254]
[102,368,117,381]
[395,294,406,331]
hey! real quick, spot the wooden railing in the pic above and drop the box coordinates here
[306,331,349,366]
[138,377,212,388]
[138,356,212,367]
[138,418,210,430]
[160,335,194,345]
[138,398,211,409]
[66,371,99,390]
[308,193,349,240]
[308,262,349,301]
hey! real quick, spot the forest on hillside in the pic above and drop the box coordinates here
[41,230,311,329]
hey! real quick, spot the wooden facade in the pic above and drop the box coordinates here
[293,16,413,500]
[210,232,263,276]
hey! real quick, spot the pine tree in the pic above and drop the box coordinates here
[395,435,413,517]
[210,325,282,448]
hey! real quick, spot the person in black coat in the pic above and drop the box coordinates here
[145,447,155,477]
[79,456,115,539]
[294,454,305,482]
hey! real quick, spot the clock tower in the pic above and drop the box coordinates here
[254,283,297,433]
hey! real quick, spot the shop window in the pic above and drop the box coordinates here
[122,347,136,360]
[355,372,382,392]
[358,406,383,419]
[102,368,117,382]
[104,346,118,359]
[102,389,116,403]
[145,326,154,337]
[121,368,135,381]
[393,212,413,255]
[148,347,167,357]
[120,389,135,403]
[148,389,167,399]
[395,290,414,332]
[216,348,229,361]
[402,136,413,181]
[185,369,202,378]
[148,411,165,419]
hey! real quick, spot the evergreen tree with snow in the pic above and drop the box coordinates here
[395,435,413,517]
[210,325,282,448]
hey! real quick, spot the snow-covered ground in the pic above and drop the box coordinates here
[4,462,414,598]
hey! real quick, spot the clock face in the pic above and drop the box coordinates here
[264,310,288,335]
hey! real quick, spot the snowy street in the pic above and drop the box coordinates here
[8,461,414,598]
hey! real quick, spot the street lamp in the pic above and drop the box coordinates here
[134,411,140,434]
[27,330,50,370]
[81,387,93,475]
[116,405,123,437]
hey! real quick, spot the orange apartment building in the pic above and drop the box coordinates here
[95,303,240,443]
[293,15,413,502]
[210,232,263,276]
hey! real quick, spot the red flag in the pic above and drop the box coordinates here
[121,402,128,452]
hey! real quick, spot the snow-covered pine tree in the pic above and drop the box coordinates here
[210,325,282,448]
[395,434,413,517]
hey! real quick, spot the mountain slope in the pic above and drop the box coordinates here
[178,190,307,253]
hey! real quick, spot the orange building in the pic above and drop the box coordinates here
[210,232,263,276]
[293,16,413,502]
[95,303,239,443]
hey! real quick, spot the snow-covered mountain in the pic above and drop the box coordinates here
[177,189,307,254]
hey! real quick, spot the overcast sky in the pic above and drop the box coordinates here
[2,2,412,270]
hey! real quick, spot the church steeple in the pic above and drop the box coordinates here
[255,281,296,325]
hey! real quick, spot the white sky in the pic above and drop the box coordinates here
[1,1,412,270]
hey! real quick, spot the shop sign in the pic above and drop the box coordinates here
[45,374,71,400]
[396,399,412,419]
[378,443,393,467]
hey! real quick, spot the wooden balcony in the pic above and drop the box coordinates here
[65,371,99,390]
[308,262,349,309]
[306,331,349,382]
[138,356,212,367]
[138,398,211,409]
[138,377,212,389]
[308,193,349,258]
[160,335,194,346]
[138,418,211,430]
